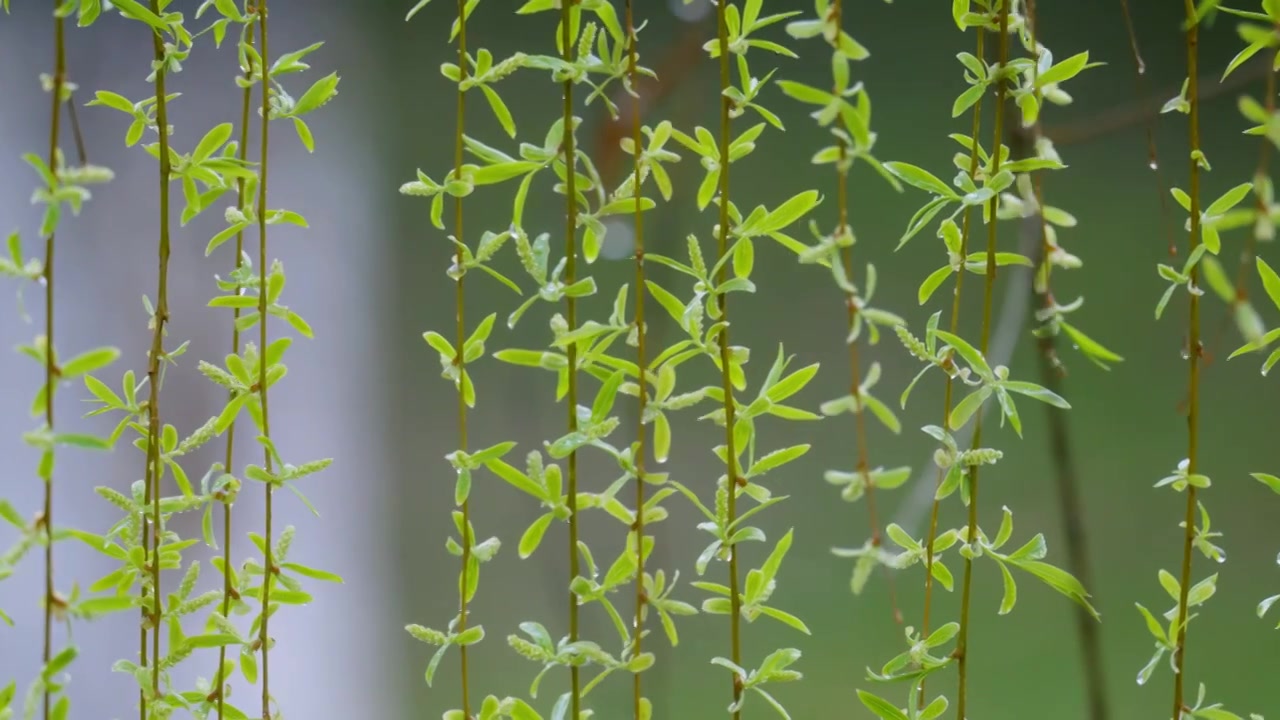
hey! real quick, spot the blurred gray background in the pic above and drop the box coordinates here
[0,0,1277,718]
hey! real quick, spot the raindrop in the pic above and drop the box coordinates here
[1138,59,1147,75]
[1148,160,1159,171]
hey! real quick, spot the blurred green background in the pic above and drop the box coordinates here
[383,1,1279,718]
[0,0,1275,718]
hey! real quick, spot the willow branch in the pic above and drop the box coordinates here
[41,3,66,717]
[955,5,1011,716]
[560,1,583,716]
[917,22,986,709]
[624,1,649,717]
[254,3,275,718]
[215,20,256,720]
[712,2,743,717]
[143,0,174,705]
[1171,2,1204,716]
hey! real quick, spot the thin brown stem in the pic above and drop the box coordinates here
[452,0,473,714]
[1021,4,1109,717]
[1116,0,1177,257]
[41,3,66,718]
[1172,3,1203,718]
[139,462,152,720]
[624,1,649,718]
[144,0,174,703]
[1035,324,1110,720]
[956,4,1011,717]
[831,0,900,628]
[711,3,743,718]
[65,98,87,167]
[918,24,986,711]
[1042,54,1262,151]
[255,3,275,719]
[1023,0,1059,317]
[561,1,582,716]
[216,19,256,720]
[595,26,705,191]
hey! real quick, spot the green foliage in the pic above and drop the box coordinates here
[1134,3,1266,718]
[0,2,341,719]
[1223,0,1280,683]
[862,2,1105,717]
[3,1,1279,719]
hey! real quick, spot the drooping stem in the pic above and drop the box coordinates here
[593,26,705,191]
[1172,3,1203,717]
[138,448,152,720]
[41,4,66,718]
[830,0,899,627]
[560,1,582,716]
[712,3,743,717]
[917,23,985,710]
[138,461,150,717]
[1025,0,1063,370]
[1033,305,1111,720]
[1116,0,1177,256]
[1021,4,1109,718]
[624,1,649,718]
[955,4,1011,717]
[216,19,256,720]
[144,0,174,702]
[255,3,275,719]
[65,96,87,167]
[1038,56,1258,152]
[452,0,473,714]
